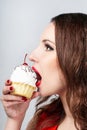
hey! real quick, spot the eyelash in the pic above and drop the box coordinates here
[45,43,54,51]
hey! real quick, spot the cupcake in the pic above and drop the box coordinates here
[10,54,38,99]
[10,64,37,99]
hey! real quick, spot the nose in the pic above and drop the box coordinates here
[29,49,38,63]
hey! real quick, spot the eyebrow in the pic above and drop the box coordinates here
[42,39,55,45]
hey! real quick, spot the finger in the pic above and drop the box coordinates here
[2,86,14,95]
[5,80,12,86]
[31,91,40,99]
[0,97,3,101]
[2,94,24,102]
[2,100,23,108]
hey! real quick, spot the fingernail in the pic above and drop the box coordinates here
[10,86,13,90]
[6,80,12,86]
[22,96,27,101]
[7,80,11,83]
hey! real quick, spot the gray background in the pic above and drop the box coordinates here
[0,0,87,129]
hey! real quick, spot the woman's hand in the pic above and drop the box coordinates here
[1,80,39,130]
[1,80,40,130]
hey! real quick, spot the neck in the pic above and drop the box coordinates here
[60,93,73,119]
[59,93,80,130]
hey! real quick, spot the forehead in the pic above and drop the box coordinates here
[40,22,55,43]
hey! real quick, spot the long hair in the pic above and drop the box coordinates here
[27,13,87,130]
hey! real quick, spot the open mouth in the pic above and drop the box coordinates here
[32,67,42,87]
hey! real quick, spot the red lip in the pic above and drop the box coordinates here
[32,66,41,87]
[32,66,39,74]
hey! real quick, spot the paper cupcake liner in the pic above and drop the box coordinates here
[11,82,36,99]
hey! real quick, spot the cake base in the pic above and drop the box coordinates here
[11,82,36,99]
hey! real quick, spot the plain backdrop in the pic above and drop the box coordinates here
[0,0,87,129]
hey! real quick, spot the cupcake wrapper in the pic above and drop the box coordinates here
[11,82,36,99]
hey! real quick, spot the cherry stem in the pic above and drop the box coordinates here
[24,53,28,63]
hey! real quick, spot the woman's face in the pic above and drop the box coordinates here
[29,23,66,97]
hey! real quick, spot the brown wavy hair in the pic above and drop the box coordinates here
[26,13,87,130]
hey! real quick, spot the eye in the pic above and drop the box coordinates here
[45,43,54,51]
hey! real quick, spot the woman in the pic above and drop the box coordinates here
[2,13,87,130]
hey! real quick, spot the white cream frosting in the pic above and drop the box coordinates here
[10,65,37,87]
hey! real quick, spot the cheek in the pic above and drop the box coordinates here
[41,71,66,96]
[40,55,66,96]
[42,54,59,84]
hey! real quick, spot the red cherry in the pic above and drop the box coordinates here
[23,62,28,66]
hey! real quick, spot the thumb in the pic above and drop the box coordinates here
[31,92,40,99]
